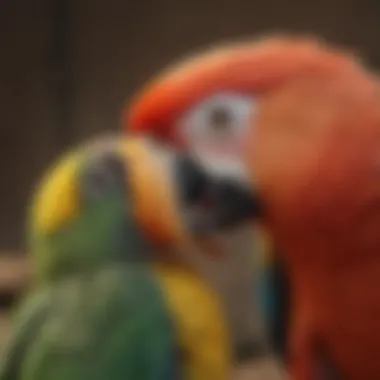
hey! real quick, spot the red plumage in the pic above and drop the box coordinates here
[251,62,380,380]
[127,36,380,379]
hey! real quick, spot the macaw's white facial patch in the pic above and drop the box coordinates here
[178,92,255,186]
[193,151,251,185]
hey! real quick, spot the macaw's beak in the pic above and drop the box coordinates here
[123,136,262,249]
[174,154,262,235]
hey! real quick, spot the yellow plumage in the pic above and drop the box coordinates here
[31,153,79,236]
[153,262,232,380]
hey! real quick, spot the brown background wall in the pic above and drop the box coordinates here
[2,0,380,251]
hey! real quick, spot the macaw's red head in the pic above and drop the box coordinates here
[125,36,367,187]
[125,35,380,265]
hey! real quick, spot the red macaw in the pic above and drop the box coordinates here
[125,35,380,380]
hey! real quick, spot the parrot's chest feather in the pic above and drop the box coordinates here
[293,256,380,379]
[152,263,232,380]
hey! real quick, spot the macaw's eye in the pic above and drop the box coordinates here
[207,106,233,133]
[179,93,255,151]
[82,153,125,201]
[177,93,255,183]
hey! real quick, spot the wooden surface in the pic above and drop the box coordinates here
[0,255,25,351]
[234,359,287,380]
[0,255,31,292]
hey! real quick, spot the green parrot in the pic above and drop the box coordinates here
[0,135,251,380]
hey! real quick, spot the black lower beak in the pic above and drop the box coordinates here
[208,179,262,229]
[174,155,262,234]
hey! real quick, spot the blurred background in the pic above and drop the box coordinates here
[1,0,380,376]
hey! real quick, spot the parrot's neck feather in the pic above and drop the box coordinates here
[32,199,157,282]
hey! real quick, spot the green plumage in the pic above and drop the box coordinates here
[30,148,151,283]
[1,266,178,380]
[0,140,181,380]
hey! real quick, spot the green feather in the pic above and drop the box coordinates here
[1,141,182,380]
[29,145,152,283]
[0,266,180,380]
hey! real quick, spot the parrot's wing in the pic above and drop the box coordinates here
[0,287,53,380]
[259,256,290,359]
[0,264,181,380]
[256,229,290,359]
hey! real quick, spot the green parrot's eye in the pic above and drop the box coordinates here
[82,153,125,201]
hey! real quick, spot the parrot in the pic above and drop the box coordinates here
[123,38,292,362]
[124,35,380,379]
[0,134,256,380]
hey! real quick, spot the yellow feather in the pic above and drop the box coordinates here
[153,262,232,380]
[32,153,79,236]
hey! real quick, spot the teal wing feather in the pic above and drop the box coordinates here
[0,264,181,380]
[259,256,289,359]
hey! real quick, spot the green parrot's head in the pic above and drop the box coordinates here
[30,135,247,283]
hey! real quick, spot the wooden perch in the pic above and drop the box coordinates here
[0,254,31,293]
